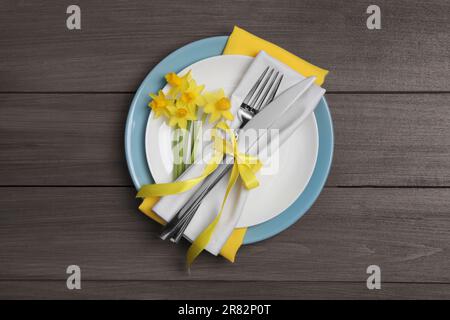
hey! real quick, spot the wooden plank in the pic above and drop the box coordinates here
[1,187,449,282]
[0,0,449,92]
[1,0,448,301]
[329,93,450,186]
[1,280,450,299]
[0,94,132,186]
[1,93,449,186]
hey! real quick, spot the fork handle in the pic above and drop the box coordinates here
[163,123,245,242]
[170,162,233,243]
[160,160,233,242]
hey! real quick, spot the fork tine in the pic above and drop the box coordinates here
[265,74,283,105]
[248,68,274,108]
[242,66,269,106]
[254,71,280,111]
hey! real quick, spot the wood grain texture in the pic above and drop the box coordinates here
[0,94,132,186]
[0,0,449,92]
[1,93,449,186]
[329,93,450,186]
[1,187,449,283]
[1,0,449,300]
[1,280,450,300]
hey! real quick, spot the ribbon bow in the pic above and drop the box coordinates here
[137,122,262,267]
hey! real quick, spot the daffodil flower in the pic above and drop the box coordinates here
[151,71,232,180]
[178,79,205,112]
[203,89,234,123]
[148,90,172,118]
[165,71,191,97]
[167,102,197,129]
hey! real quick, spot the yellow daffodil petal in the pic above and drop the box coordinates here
[170,117,181,127]
[165,72,182,87]
[216,99,230,111]
[204,103,214,113]
[209,112,221,123]
[148,90,173,120]
[178,118,187,129]
[223,111,234,121]
[201,90,233,123]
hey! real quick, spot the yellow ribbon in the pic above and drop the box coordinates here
[137,158,220,198]
[137,122,262,267]
[186,123,262,267]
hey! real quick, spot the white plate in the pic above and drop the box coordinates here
[145,55,318,227]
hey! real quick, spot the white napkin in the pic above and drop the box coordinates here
[153,51,325,255]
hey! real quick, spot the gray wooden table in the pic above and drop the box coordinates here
[1,0,449,299]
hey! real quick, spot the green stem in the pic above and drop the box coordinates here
[190,121,198,164]
[172,111,206,180]
[181,121,192,173]
[172,128,184,180]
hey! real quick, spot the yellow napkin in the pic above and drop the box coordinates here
[139,26,328,262]
[224,26,328,86]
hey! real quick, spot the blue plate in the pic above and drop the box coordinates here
[125,36,334,244]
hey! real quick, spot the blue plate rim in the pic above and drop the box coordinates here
[124,35,334,244]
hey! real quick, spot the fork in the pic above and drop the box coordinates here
[160,67,284,242]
